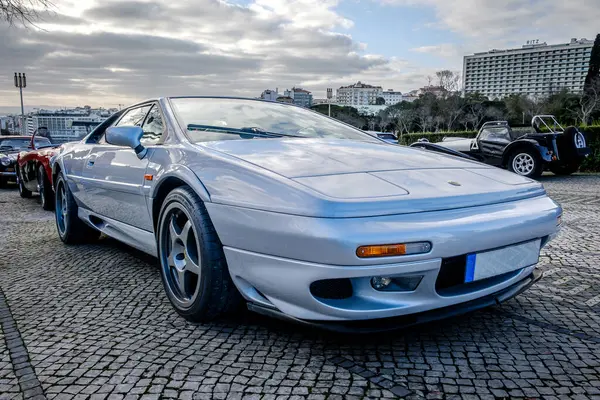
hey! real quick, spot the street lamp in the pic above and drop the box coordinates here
[326,88,333,117]
[14,72,27,135]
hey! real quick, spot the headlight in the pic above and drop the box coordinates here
[0,157,11,167]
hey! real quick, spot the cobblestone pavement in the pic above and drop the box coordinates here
[1,174,600,400]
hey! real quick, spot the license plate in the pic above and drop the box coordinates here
[5,167,14,172]
[465,239,541,283]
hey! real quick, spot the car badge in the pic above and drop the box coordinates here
[448,181,461,186]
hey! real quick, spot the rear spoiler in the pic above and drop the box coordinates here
[409,141,480,162]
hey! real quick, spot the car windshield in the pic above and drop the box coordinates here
[170,98,378,143]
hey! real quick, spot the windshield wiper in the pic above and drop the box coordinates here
[187,124,302,138]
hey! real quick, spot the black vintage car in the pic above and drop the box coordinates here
[411,115,591,178]
[0,135,52,188]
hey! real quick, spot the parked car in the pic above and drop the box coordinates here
[365,130,398,144]
[1,136,51,188]
[52,97,561,331]
[17,128,59,210]
[413,116,590,178]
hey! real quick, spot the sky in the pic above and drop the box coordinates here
[1,0,599,111]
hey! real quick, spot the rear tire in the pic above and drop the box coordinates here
[38,165,54,211]
[17,168,32,198]
[54,173,100,244]
[508,149,543,178]
[157,186,241,322]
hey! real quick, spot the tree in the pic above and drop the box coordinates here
[585,34,600,90]
[375,97,385,105]
[436,70,461,94]
[1,0,53,25]
[380,102,414,138]
[438,93,464,131]
[461,94,489,130]
[575,77,600,125]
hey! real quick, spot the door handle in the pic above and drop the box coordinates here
[86,156,97,168]
[87,160,95,167]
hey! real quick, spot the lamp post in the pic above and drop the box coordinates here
[326,88,333,117]
[14,72,27,135]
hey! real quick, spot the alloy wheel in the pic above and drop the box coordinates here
[159,205,202,308]
[512,153,535,176]
[56,182,67,235]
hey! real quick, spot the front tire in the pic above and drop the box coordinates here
[38,165,54,210]
[508,150,543,178]
[157,186,241,322]
[17,168,32,198]
[54,173,100,244]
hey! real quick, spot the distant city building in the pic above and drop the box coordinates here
[26,107,116,142]
[260,89,280,102]
[276,96,294,104]
[284,87,313,107]
[381,89,403,105]
[337,82,383,107]
[0,116,18,134]
[463,38,594,99]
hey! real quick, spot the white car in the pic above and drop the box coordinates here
[51,97,562,331]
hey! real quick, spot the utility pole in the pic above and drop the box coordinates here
[14,72,27,135]
[326,88,333,117]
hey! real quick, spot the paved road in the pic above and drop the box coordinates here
[1,174,599,400]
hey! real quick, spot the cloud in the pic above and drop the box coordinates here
[1,0,399,108]
[378,0,600,45]
[410,43,464,59]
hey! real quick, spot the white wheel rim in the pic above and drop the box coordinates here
[574,132,586,149]
[512,153,535,175]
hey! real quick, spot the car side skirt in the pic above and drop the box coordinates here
[78,207,157,256]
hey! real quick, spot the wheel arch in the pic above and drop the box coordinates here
[151,168,211,231]
[502,140,550,167]
[52,161,62,190]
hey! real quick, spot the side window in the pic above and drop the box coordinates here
[98,106,151,144]
[116,106,152,128]
[140,105,164,145]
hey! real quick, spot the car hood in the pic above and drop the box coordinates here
[202,138,487,178]
[199,138,546,217]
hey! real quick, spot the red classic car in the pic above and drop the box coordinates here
[16,128,59,210]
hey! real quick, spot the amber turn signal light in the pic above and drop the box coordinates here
[356,242,431,258]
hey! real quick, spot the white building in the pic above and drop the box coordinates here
[336,82,383,107]
[463,38,594,99]
[381,89,403,105]
[283,87,313,107]
[260,89,280,102]
[26,107,115,142]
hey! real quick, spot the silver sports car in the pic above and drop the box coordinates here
[52,97,562,330]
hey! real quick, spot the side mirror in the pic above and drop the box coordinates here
[105,126,147,159]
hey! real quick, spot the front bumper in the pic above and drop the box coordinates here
[208,195,560,322]
[0,169,16,179]
[248,269,543,333]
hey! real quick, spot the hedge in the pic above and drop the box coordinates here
[398,126,600,172]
